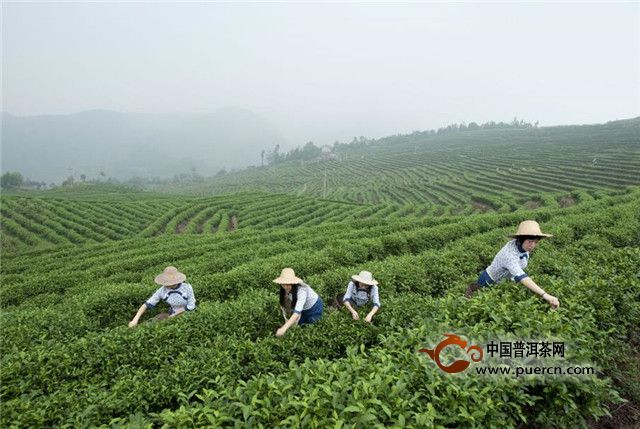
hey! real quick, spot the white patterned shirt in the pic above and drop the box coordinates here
[485,240,530,284]
[145,282,196,313]
[343,281,381,307]
[290,283,319,314]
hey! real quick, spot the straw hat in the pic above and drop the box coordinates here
[154,266,186,286]
[508,220,553,238]
[352,270,378,286]
[273,267,303,285]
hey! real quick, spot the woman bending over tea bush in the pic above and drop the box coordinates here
[128,266,196,327]
[338,270,381,323]
[465,220,560,309]
[274,268,323,337]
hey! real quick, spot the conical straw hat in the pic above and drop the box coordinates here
[508,220,553,238]
[154,266,187,286]
[273,267,303,285]
[351,270,379,286]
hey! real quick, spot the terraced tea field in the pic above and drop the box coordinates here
[170,119,640,207]
[0,187,619,255]
[1,184,639,428]
[2,117,639,428]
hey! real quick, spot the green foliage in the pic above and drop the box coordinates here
[155,120,640,208]
[1,188,639,427]
[0,171,24,189]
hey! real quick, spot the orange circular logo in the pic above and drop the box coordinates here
[419,334,484,373]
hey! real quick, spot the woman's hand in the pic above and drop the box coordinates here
[365,307,379,322]
[543,293,560,309]
[276,312,299,337]
[521,278,559,310]
[130,304,147,328]
[351,310,360,320]
[170,308,185,317]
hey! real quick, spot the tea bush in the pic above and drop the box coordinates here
[1,188,639,427]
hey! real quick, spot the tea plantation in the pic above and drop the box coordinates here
[2,118,640,427]
[159,118,640,207]
[1,182,639,428]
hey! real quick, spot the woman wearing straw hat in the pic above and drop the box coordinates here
[128,266,196,327]
[341,270,381,323]
[465,220,560,309]
[274,268,323,337]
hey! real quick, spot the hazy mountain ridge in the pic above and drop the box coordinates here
[1,108,285,182]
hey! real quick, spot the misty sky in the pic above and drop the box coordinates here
[2,2,639,147]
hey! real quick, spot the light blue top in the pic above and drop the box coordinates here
[145,282,196,313]
[343,280,381,307]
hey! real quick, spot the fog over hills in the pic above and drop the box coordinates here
[1,108,285,183]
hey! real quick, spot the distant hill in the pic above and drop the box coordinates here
[157,117,640,206]
[1,108,285,182]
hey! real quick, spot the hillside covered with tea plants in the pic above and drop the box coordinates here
[1,183,639,427]
[156,118,640,207]
[2,184,635,255]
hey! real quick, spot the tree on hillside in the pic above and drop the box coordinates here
[468,122,480,130]
[285,141,322,163]
[266,144,284,165]
[0,171,24,189]
[24,179,47,189]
